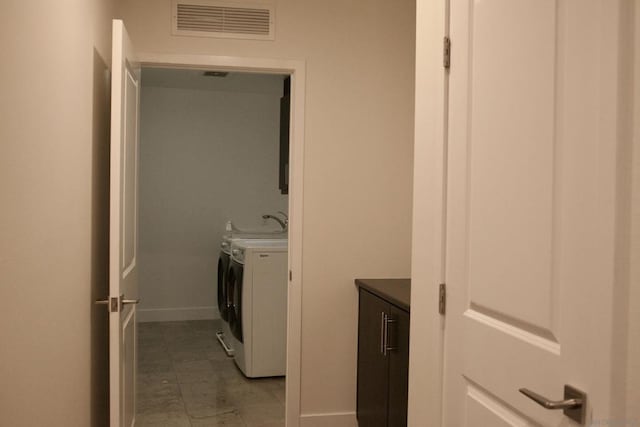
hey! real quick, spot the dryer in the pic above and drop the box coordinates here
[228,239,288,377]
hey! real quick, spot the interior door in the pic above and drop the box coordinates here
[109,19,140,427]
[444,1,619,425]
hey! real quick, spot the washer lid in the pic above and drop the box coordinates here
[233,239,288,250]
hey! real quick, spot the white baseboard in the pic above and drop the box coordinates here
[299,412,357,427]
[137,306,219,322]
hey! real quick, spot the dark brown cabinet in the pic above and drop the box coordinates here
[356,280,410,427]
[279,76,290,195]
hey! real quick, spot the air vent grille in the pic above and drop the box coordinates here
[173,0,274,40]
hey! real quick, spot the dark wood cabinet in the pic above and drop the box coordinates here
[356,279,410,427]
[357,290,390,427]
[279,77,290,195]
[386,305,409,426]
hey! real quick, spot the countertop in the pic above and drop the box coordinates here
[355,278,411,312]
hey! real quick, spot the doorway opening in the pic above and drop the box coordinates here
[133,54,305,427]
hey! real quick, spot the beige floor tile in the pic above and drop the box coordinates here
[137,320,287,427]
[136,411,191,427]
[237,403,285,425]
[189,409,245,426]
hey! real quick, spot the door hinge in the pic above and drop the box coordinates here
[443,36,451,70]
[439,283,446,315]
[289,270,292,281]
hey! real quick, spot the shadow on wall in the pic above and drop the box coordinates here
[90,48,111,427]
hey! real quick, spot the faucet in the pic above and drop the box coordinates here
[262,211,288,231]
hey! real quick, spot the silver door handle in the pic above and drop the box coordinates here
[383,316,397,355]
[379,313,397,356]
[95,296,118,312]
[519,385,587,424]
[380,311,386,355]
[519,389,582,409]
[95,297,139,305]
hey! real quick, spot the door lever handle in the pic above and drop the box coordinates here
[94,296,139,312]
[519,385,587,424]
[519,388,582,410]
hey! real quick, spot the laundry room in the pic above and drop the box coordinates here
[136,66,290,425]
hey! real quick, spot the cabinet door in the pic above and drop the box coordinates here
[357,290,389,427]
[387,306,409,426]
[279,77,290,194]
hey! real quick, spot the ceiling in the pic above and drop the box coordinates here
[141,67,287,95]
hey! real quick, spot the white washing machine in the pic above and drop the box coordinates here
[227,239,288,377]
[216,233,285,356]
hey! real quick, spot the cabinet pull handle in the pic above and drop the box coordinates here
[383,316,397,355]
[380,311,386,354]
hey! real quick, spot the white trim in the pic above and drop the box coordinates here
[137,52,305,427]
[137,306,219,322]
[122,306,136,427]
[299,412,356,427]
[408,0,447,426]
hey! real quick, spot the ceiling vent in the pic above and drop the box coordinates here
[172,0,275,41]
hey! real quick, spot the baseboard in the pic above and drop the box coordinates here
[299,412,357,427]
[137,306,219,322]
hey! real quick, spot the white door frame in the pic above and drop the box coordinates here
[407,0,447,425]
[137,52,306,427]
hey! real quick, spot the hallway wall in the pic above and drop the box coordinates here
[0,1,114,426]
[628,0,640,419]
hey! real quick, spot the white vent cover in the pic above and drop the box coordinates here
[172,0,275,40]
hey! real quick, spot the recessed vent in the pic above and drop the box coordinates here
[203,71,229,77]
[172,0,275,40]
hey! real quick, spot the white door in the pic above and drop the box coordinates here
[444,1,621,425]
[109,19,140,427]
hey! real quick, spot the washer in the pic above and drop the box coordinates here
[228,239,288,377]
[216,233,286,356]
[215,236,237,356]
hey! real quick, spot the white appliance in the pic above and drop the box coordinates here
[216,236,238,356]
[227,239,288,377]
[216,232,286,356]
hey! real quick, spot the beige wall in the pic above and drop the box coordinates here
[117,0,415,418]
[628,0,640,420]
[0,1,114,426]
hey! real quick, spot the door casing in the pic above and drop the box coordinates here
[137,52,306,427]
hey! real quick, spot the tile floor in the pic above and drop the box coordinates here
[136,320,285,427]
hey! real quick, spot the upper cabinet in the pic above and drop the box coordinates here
[279,76,290,195]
